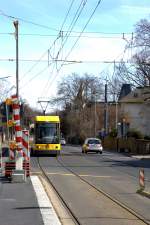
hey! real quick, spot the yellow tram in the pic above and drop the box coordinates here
[31,116,61,156]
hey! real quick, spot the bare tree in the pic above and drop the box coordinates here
[52,73,104,140]
[0,80,10,102]
[54,73,103,109]
[114,18,150,86]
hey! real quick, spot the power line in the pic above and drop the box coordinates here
[60,0,75,31]
[0,9,58,31]
[20,65,49,90]
[35,1,103,95]
[55,0,88,60]
[0,58,138,64]
[36,0,85,97]
[40,62,56,98]
[0,31,134,37]
[0,2,82,92]
[58,0,103,72]
[21,50,48,80]
[20,35,61,82]
[37,0,88,97]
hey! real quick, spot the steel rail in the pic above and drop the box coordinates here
[61,151,150,183]
[56,156,150,225]
[37,157,81,225]
[102,154,150,183]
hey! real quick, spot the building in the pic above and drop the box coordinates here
[119,86,150,136]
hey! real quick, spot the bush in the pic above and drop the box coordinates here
[68,135,84,145]
[109,128,117,137]
[127,129,143,139]
[144,135,150,140]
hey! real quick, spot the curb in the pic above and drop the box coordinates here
[136,189,150,199]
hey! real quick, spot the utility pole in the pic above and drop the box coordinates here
[12,21,25,182]
[104,82,108,135]
[13,20,19,97]
[94,92,97,137]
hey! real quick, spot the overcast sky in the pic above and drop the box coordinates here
[0,0,150,110]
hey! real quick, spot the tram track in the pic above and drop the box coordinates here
[60,149,150,183]
[36,156,150,225]
[37,157,81,225]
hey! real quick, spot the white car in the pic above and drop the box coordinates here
[82,138,103,154]
[60,138,66,145]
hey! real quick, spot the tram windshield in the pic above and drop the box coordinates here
[35,122,60,144]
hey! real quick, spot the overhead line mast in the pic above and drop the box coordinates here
[13,20,19,97]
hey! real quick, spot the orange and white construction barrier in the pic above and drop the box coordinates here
[139,169,145,190]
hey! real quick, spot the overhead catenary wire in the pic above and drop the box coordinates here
[20,65,49,90]
[0,7,135,85]
[20,34,61,82]
[43,0,103,93]
[40,62,57,98]
[0,2,138,104]
[39,0,88,97]
[37,0,85,97]
[19,35,63,91]
[98,35,135,99]
[15,41,136,98]
[0,31,134,37]
[21,0,136,96]
[19,31,135,85]
[20,50,48,80]
[59,0,76,31]
[0,10,61,85]
[0,58,139,64]
[58,0,103,72]
[55,0,88,60]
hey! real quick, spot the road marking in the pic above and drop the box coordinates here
[46,172,111,178]
[31,171,42,174]
[47,172,75,176]
[80,175,112,178]
[31,176,62,225]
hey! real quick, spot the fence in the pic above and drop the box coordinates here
[103,137,150,154]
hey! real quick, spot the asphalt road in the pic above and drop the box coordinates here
[32,145,150,225]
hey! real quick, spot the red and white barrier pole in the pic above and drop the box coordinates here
[9,144,15,161]
[11,94,23,170]
[139,169,145,190]
[22,130,30,161]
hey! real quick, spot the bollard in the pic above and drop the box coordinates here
[139,169,145,190]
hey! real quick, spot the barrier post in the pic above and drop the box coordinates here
[11,95,26,182]
[22,130,30,177]
[139,169,145,191]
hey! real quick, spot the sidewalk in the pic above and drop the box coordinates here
[0,176,43,225]
[131,154,150,159]
[0,175,63,225]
